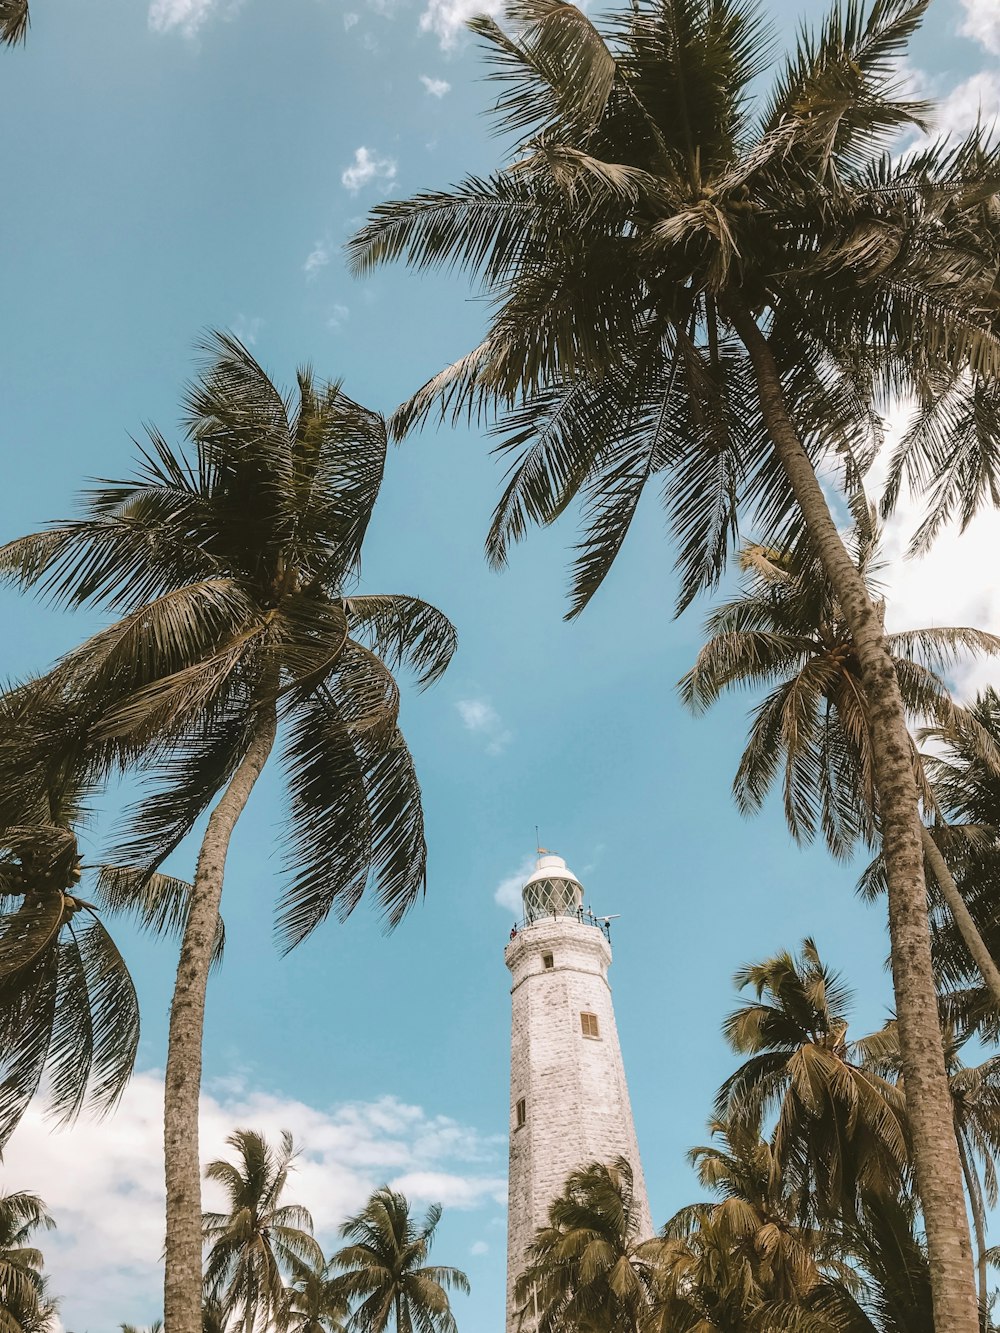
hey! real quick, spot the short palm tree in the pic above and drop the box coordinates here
[330,1187,469,1333]
[350,4,1000,1317]
[514,1156,657,1333]
[718,939,908,1223]
[0,1191,55,1333]
[679,519,1000,1006]
[202,1129,323,1333]
[654,1120,836,1330]
[0,0,28,45]
[286,1261,350,1333]
[0,332,457,1333]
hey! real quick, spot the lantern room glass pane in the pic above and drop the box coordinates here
[523,875,582,922]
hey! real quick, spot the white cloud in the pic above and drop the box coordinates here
[470,1239,490,1255]
[304,241,331,278]
[960,0,1000,54]
[419,0,503,49]
[344,9,360,27]
[420,74,452,97]
[494,855,535,915]
[148,0,240,37]
[933,70,1000,138]
[866,402,1000,701]
[2,1072,504,1332]
[230,314,262,346]
[328,302,351,331]
[455,697,512,755]
[341,146,398,194]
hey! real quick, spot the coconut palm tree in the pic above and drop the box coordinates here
[202,1129,323,1333]
[286,1261,350,1333]
[349,4,1000,1318]
[0,332,457,1333]
[678,518,1000,1008]
[861,1018,1000,1326]
[0,0,28,45]
[0,1191,55,1333]
[718,939,908,1225]
[330,1187,469,1333]
[514,1157,658,1333]
[0,681,140,1147]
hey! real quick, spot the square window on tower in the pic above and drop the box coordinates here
[515,1098,527,1128]
[542,953,554,970]
[581,1012,600,1040]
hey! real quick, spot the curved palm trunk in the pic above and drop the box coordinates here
[727,300,978,1333]
[956,1131,989,1331]
[920,825,1000,1010]
[162,705,278,1333]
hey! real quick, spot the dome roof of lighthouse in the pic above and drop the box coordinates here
[521,853,583,922]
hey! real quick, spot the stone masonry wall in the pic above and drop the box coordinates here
[504,918,652,1333]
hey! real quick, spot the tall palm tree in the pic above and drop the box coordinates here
[514,1157,658,1333]
[286,1261,350,1333]
[678,520,1000,1007]
[0,0,28,45]
[0,1191,55,1333]
[349,4,1000,1318]
[202,1129,323,1333]
[330,1187,469,1333]
[718,939,909,1224]
[0,332,457,1333]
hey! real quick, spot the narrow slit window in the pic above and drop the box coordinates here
[515,1098,526,1128]
[542,953,554,970]
[581,1012,600,1040]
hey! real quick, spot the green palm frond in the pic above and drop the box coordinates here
[0,0,29,44]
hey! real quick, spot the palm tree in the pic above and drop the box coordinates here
[678,520,1000,1007]
[862,1018,1000,1326]
[0,0,28,45]
[718,939,908,1224]
[0,1191,55,1333]
[653,1120,838,1330]
[121,1324,164,1333]
[0,332,457,1333]
[202,1129,323,1333]
[0,681,140,1147]
[514,1157,657,1333]
[286,1261,349,1333]
[349,4,1000,1318]
[330,1187,469,1333]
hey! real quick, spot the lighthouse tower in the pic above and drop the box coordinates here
[504,853,651,1332]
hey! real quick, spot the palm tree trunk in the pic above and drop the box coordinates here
[920,825,1000,1010]
[726,298,979,1333]
[957,1130,989,1331]
[162,704,279,1333]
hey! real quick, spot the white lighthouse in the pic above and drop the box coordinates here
[504,852,652,1332]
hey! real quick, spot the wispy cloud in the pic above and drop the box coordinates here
[455,698,512,755]
[420,74,451,97]
[494,855,535,915]
[3,1072,504,1332]
[344,9,360,27]
[148,0,240,37]
[419,0,503,49]
[341,146,398,194]
[230,314,262,346]
[960,0,1000,54]
[304,241,331,278]
[328,302,351,331]
[470,1239,490,1255]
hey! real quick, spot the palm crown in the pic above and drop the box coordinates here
[329,1188,469,1333]
[202,1129,324,1333]
[350,0,1000,616]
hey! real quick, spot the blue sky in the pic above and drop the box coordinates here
[3,0,1000,1328]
